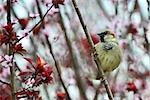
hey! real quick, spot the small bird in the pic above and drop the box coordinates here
[95,30,122,74]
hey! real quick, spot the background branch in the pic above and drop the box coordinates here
[59,6,88,100]
[45,35,71,100]
[7,0,11,24]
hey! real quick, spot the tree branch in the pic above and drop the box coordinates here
[71,0,114,100]
[45,35,71,100]
[7,0,15,99]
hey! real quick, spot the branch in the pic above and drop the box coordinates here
[9,53,15,100]
[43,84,51,100]
[146,0,150,19]
[45,35,71,100]
[13,4,54,45]
[7,0,15,99]
[35,0,45,28]
[58,6,88,100]
[71,0,114,100]
[0,80,10,86]
[93,83,103,100]
[28,4,54,33]
[7,0,11,24]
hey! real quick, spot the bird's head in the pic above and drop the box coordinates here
[97,30,117,42]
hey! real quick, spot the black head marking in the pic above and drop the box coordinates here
[97,31,108,42]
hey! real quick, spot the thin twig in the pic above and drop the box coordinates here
[45,35,71,100]
[43,84,51,100]
[14,62,21,72]
[93,83,103,100]
[13,4,54,45]
[35,0,45,28]
[71,0,114,100]
[59,6,88,100]
[0,80,10,86]
[28,4,54,33]
[146,0,150,19]
[115,1,118,15]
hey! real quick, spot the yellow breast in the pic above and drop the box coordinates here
[95,43,121,73]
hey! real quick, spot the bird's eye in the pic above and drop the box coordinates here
[107,31,115,37]
[110,33,115,37]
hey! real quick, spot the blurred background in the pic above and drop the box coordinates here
[0,0,150,99]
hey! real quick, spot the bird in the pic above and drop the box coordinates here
[95,30,122,75]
